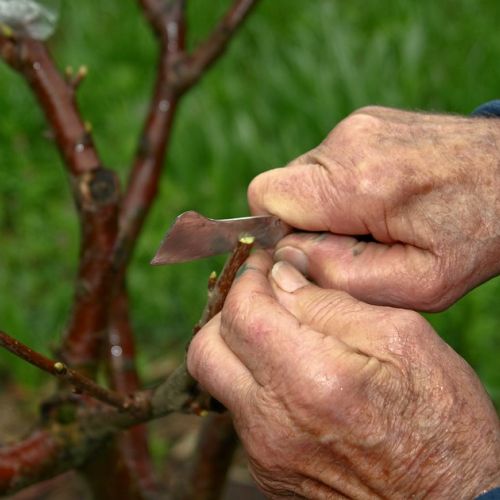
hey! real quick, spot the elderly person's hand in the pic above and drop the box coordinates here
[248,106,500,311]
[187,251,500,499]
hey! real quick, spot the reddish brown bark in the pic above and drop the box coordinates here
[0,35,120,372]
[98,284,162,499]
[0,330,133,410]
[0,431,60,494]
[0,236,254,495]
[0,0,260,497]
[172,414,238,500]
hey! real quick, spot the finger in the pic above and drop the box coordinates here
[269,261,405,361]
[274,232,440,311]
[247,163,369,234]
[187,314,258,411]
[221,251,330,386]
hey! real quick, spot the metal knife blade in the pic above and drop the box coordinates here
[151,211,291,264]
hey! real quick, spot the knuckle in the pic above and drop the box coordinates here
[337,108,384,139]
[385,309,430,358]
[186,332,211,382]
[352,104,388,116]
[391,309,427,335]
[411,273,452,311]
[221,288,269,343]
[247,173,266,213]
[221,288,248,334]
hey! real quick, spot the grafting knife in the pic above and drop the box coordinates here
[151,210,291,265]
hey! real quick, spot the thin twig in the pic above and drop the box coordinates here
[169,238,255,497]
[174,0,260,92]
[0,331,133,411]
[195,235,255,334]
[69,65,88,91]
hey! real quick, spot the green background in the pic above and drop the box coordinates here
[0,0,499,407]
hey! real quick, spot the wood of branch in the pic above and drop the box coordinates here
[87,2,186,497]
[194,236,255,334]
[171,414,237,500]
[0,331,132,411]
[173,0,260,92]
[0,360,199,496]
[0,35,120,372]
[117,0,259,271]
[93,284,162,499]
[0,430,61,494]
[0,37,99,175]
[0,0,260,494]
[168,237,254,498]
[116,0,185,272]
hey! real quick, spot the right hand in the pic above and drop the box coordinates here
[248,106,500,311]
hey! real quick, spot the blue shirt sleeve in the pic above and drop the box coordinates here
[471,99,500,117]
[468,100,500,500]
[476,488,500,500]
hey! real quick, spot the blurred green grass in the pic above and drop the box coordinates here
[0,0,499,406]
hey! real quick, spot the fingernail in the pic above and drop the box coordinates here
[274,246,308,275]
[271,261,309,293]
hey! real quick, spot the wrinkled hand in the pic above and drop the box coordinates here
[248,106,500,310]
[187,252,500,499]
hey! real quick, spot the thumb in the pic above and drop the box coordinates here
[247,163,368,234]
[274,232,445,311]
[269,261,402,360]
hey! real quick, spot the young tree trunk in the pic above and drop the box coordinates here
[0,1,259,497]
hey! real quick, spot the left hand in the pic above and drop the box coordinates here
[187,251,500,499]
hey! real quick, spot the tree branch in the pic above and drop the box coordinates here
[0,34,121,372]
[174,0,260,92]
[0,331,134,411]
[172,413,238,500]
[194,235,255,334]
[0,36,99,175]
[115,0,185,272]
[0,236,253,495]
[99,284,163,499]
[0,364,194,496]
[116,0,259,272]
[0,0,261,494]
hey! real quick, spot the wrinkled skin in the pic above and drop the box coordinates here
[188,108,500,498]
[188,253,500,499]
[248,107,500,311]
